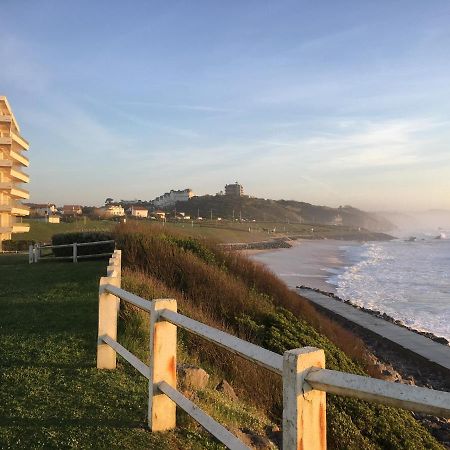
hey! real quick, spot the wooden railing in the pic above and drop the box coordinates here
[97,251,450,450]
[29,240,115,263]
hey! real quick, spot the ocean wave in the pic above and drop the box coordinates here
[335,240,450,341]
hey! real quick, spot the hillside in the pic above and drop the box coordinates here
[114,222,442,449]
[173,195,394,232]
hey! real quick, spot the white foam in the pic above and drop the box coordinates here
[335,240,450,341]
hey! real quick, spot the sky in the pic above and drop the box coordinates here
[1,0,449,211]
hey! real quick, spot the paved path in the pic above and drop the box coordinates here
[298,288,450,371]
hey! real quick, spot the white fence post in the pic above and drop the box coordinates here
[29,244,34,264]
[96,276,121,369]
[283,347,326,450]
[33,243,39,263]
[148,299,177,432]
[73,242,78,263]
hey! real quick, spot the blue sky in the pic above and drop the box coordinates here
[1,0,449,210]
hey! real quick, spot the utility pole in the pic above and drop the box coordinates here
[232,209,235,221]
[197,208,200,219]
[210,209,213,221]
[239,210,242,222]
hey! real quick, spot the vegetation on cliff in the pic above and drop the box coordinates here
[116,222,442,449]
[173,195,394,232]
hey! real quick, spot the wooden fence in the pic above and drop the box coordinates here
[97,250,450,450]
[29,239,115,264]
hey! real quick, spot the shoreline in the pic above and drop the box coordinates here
[297,285,450,346]
[249,238,450,345]
[247,239,450,444]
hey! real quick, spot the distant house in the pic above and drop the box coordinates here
[154,211,166,220]
[27,203,57,217]
[37,215,60,224]
[225,182,244,197]
[102,204,125,217]
[62,205,83,216]
[129,205,148,218]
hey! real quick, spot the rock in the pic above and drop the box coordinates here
[177,364,209,390]
[215,379,238,401]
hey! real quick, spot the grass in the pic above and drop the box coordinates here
[12,218,114,243]
[0,255,225,449]
[0,254,277,449]
[153,220,391,243]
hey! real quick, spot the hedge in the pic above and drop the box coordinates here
[51,232,115,257]
[2,240,35,252]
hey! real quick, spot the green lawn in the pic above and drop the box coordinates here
[13,219,115,243]
[0,255,217,449]
[159,220,389,243]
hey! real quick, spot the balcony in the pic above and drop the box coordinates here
[12,223,30,233]
[0,203,30,216]
[0,183,30,199]
[10,131,29,150]
[9,149,29,167]
[10,167,30,183]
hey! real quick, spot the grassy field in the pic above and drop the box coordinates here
[12,218,114,243]
[137,220,391,244]
[10,217,391,249]
[0,254,275,449]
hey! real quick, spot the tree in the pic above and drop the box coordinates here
[105,198,114,205]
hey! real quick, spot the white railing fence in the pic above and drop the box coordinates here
[29,239,115,264]
[97,251,450,450]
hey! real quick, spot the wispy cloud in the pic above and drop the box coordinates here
[0,33,49,93]
[118,100,233,113]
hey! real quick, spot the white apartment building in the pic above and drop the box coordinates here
[153,188,194,208]
[0,96,30,249]
[103,204,125,217]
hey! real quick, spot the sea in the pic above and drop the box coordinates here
[251,234,450,342]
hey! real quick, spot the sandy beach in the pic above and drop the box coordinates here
[249,239,358,293]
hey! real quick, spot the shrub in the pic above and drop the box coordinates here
[2,239,35,251]
[51,231,114,257]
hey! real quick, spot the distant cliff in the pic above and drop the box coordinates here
[174,195,395,232]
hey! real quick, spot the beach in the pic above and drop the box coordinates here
[249,239,356,293]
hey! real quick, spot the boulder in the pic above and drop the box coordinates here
[177,364,209,390]
[215,379,238,401]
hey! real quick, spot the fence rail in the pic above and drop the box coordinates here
[29,239,115,263]
[97,251,450,450]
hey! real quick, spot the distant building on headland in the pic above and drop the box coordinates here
[225,182,244,197]
[153,188,194,208]
[0,96,30,249]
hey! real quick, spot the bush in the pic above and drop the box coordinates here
[2,239,35,251]
[51,231,114,257]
